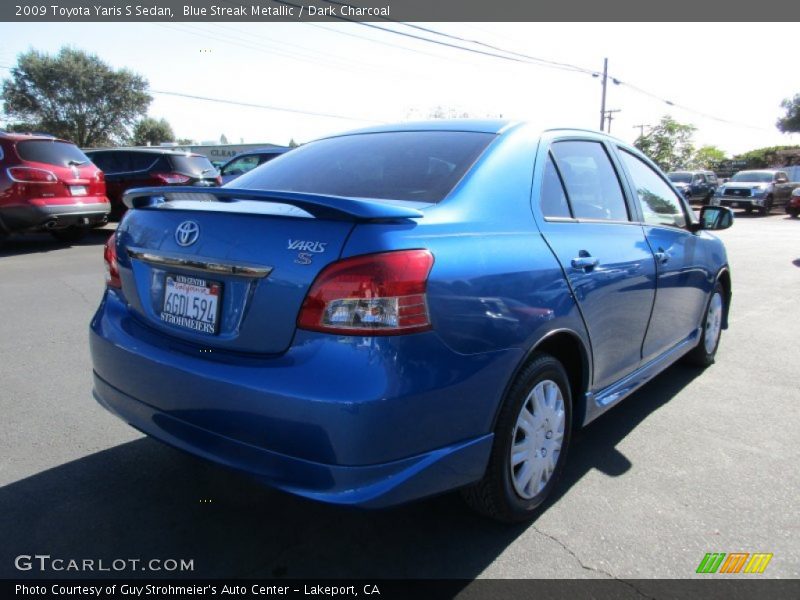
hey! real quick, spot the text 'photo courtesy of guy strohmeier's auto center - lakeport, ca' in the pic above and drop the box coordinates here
[1,1,799,599]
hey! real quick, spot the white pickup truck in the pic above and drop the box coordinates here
[713,169,800,215]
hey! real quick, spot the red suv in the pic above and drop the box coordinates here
[0,132,110,242]
[84,149,221,219]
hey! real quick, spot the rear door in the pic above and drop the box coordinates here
[535,138,657,391]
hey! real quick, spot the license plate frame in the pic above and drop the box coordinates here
[160,273,222,335]
[70,185,88,196]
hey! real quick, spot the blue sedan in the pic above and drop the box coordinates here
[90,120,733,522]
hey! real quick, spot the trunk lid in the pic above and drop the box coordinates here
[114,187,424,355]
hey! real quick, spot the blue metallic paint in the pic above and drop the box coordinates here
[90,121,730,508]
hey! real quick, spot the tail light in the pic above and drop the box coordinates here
[298,250,434,335]
[95,170,105,182]
[151,172,191,184]
[7,166,58,183]
[103,233,122,289]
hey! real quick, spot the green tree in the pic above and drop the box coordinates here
[131,117,175,146]
[776,94,800,133]
[220,133,229,144]
[733,145,800,168]
[288,138,299,148]
[1,47,151,147]
[634,115,696,172]
[687,145,727,170]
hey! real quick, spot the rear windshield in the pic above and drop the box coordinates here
[731,171,773,183]
[169,154,218,176]
[230,131,496,202]
[17,140,90,167]
[667,172,692,183]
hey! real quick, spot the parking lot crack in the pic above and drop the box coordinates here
[530,525,655,599]
[59,278,94,307]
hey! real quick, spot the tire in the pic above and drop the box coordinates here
[759,196,773,216]
[788,208,799,219]
[461,353,572,522]
[744,206,753,214]
[683,281,725,368]
[50,227,88,243]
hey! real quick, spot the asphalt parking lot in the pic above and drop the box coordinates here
[1,212,798,581]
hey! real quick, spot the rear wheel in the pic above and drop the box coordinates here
[683,281,725,368]
[461,353,572,522]
[759,196,773,216]
[788,208,799,218]
[50,227,88,243]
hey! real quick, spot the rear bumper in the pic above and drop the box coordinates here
[93,373,492,508]
[89,290,519,507]
[0,200,110,231]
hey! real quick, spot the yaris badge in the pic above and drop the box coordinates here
[175,221,200,247]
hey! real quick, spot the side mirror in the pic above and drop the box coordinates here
[693,206,733,231]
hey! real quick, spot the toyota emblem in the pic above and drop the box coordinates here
[175,221,200,247]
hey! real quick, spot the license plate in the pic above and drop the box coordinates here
[70,185,88,196]
[161,274,221,334]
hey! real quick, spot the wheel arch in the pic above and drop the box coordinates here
[493,329,592,432]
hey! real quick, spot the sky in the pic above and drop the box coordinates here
[0,21,798,155]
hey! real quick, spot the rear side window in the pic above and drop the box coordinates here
[232,131,496,202]
[619,150,687,229]
[540,154,571,218]
[88,152,128,173]
[128,153,159,171]
[17,140,90,167]
[551,141,629,221]
[169,154,217,176]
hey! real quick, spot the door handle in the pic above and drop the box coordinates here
[654,248,669,265]
[571,255,599,271]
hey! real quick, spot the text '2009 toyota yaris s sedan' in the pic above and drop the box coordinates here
[90,120,733,522]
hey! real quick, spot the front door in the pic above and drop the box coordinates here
[616,148,711,362]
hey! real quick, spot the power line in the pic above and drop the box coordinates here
[149,89,386,123]
[294,7,769,132]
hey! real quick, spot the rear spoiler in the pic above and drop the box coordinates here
[122,186,424,221]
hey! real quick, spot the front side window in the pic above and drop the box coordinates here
[222,155,260,176]
[551,140,629,221]
[619,150,687,229]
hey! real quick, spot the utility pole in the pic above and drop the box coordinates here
[599,58,608,132]
[604,109,621,134]
[633,123,650,139]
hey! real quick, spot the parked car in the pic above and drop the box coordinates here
[712,169,799,215]
[90,121,733,522]
[84,149,221,219]
[787,187,800,218]
[666,170,718,203]
[0,132,109,243]
[219,148,290,184]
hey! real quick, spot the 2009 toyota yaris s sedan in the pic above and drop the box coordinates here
[90,120,733,522]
